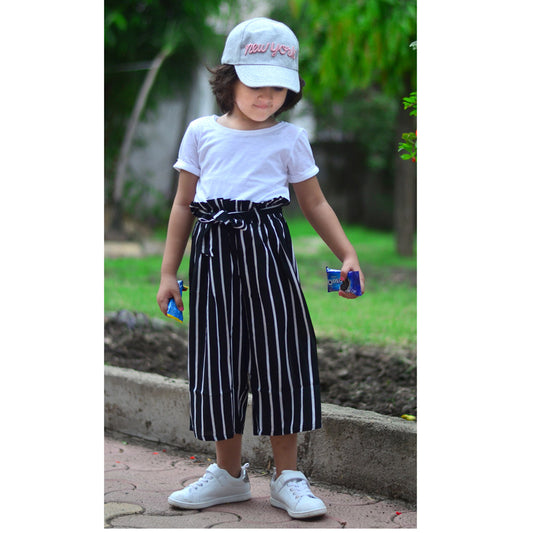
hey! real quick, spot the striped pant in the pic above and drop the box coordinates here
[187,197,321,441]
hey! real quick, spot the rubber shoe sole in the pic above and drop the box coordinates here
[168,491,251,510]
[270,496,327,519]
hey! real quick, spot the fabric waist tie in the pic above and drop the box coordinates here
[191,197,287,227]
[190,197,289,255]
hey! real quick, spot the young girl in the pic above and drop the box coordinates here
[156,17,365,520]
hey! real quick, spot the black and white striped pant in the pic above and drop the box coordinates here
[187,197,321,441]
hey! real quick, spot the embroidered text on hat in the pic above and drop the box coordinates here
[221,18,300,93]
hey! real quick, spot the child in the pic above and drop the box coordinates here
[156,17,365,520]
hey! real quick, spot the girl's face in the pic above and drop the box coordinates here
[231,80,288,127]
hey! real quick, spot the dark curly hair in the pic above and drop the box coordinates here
[208,64,304,117]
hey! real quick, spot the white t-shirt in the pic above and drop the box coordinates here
[174,115,319,203]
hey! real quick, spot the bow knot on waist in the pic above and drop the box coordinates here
[197,209,250,230]
[190,197,289,230]
[190,197,289,256]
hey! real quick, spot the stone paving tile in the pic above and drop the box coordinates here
[105,437,186,472]
[106,489,176,514]
[391,510,417,528]
[326,503,403,529]
[104,478,137,496]
[216,517,342,529]
[104,502,144,528]
[210,498,306,527]
[110,510,241,528]
[112,468,182,493]
[209,498,343,528]
[104,432,416,529]
[321,491,413,528]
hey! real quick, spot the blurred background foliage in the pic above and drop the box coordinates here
[273,0,416,255]
[105,0,228,140]
[105,0,232,218]
[105,0,416,254]
[277,0,416,100]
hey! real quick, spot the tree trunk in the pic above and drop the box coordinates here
[110,47,171,233]
[393,102,416,257]
[168,80,193,202]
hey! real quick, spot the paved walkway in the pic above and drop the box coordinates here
[104,432,416,529]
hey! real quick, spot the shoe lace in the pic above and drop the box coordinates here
[286,478,315,500]
[188,470,215,491]
[188,463,249,491]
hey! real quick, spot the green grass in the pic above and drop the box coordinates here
[105,217,416,350]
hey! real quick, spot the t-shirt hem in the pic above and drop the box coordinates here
[288,165,319,183]
[173,159,200,176]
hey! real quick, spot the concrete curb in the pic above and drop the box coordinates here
[104,365,416,503]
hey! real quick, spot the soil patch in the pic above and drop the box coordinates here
[104,310,416,418]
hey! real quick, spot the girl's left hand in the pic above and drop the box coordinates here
[339,262,365,299]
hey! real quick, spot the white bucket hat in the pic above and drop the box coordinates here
[221,17,300,93]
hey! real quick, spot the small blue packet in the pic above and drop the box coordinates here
[326,267,362,296]
[166,280,188,323]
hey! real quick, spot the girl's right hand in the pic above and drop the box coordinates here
[157,276,183,315]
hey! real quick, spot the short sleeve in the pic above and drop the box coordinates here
[173,120,201,175]
[287,129,319,183]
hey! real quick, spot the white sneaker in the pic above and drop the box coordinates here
[270,469,327,519]
[168,463,251,509]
